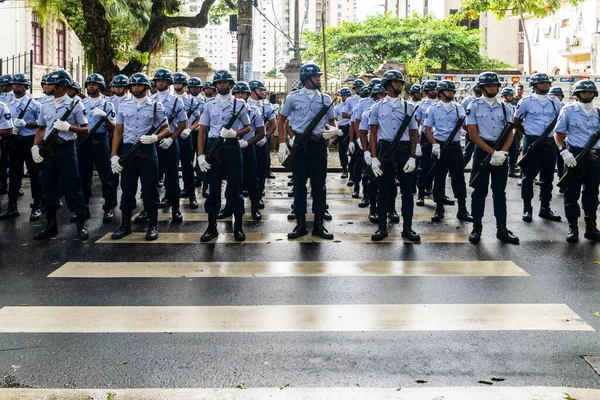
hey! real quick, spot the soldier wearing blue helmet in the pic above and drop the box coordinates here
[335,88,352,179]
[462,82,483,165]
[514,72,563,224]
[499,87,519,178]
[465,71,519,245]
[0,74,14,197]
[277,63,339,240]
[555,80,600,243]
[409,84,422,104]
[342,78,366,187]
[415,79,438,207]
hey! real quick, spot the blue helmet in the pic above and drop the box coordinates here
[85,73,106,89]
[339,87,351,97]
[436,80,456,92]
[188,77,203,88]
[204,81,215,89]
[172,72,189,85]
[473,86,482,95]
[212,70,235,87]
[381,70,404,88]
[549,87,564,97]
[359,86,370,98]
[352,78,366,88]
[111,74,129,87]
[232,81,251,94]
[46,69,73,87]
[128,73,152,89]
[571,80,598,97]
[70,80,81,93]
[500,87,514,97]
[529,73,550,87]
[153,68,173,84]
[477,71,501,88]
[371,84,386,97]
[299,63,323,84]
[248,80,266,91]
[0,74,14,86]
[409,84,422,94]
[422,80,438,92]
[11,73,31,86]
[368,78,382,90]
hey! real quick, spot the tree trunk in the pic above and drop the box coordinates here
[80,0,120,83]
[516,0,532,74]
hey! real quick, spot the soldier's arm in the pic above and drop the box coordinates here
[111,124,123,157]
[277,114,288,144]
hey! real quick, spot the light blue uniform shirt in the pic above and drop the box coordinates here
[342,94,360,115]
[461,95,478,114]
[151,92,187,133]
[7,94,40,137]
[116,97,166,144]
[416,98,437,133]
[353,97,375,123]
[82,96,115,134]
[369,97,418,142]
[109,94,128,115]
[359,107,372,132]
[555,102,600,149]
[334,103,350,126]
[514,95,561,137]
[465,98,512,142]
[279,89,335,137]
[248,98,275,125]
[177,94,201,129]
[200,97,251,139]
[424,102,466,142]
[0,92,14,105]
[37,96,87,141]
[0,101,13,130]
[243,104,265,141]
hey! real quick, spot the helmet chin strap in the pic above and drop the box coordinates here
[308,76,321,91]
[480,86,497,98]
[534,84,550,95]
[218,88,231,95]
[577,95,593,104]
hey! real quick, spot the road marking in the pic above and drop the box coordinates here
[138,213,456,222]
[49,260,528,278]
[0,304,591,332]
[96,232,470,244]
[1,387,599,400]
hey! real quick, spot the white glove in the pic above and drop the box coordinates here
[111,155,123,174]
[219,127,237,139]
[490,150,507,166]
[53,120,71,132]
[12,126,19,135]
[159,137,173,149]
[180,128,191,140]
[415,143,423,158]
[323,126,343,140]
[90,108,107,118]
[239,139,248,149]
[140,134,158,145]
[31,145,43,163]
[278,144,290,164]
[560,149,577,168]
[257,137,267,147]
[363,150,372,165]
[357,140,363,150]
[289,136,295,147]
[348,142,355,154]
[432,143,441,158]
[371,157,383,177]
[13,118,26,128]
[403,156,416,173]
[198,154,211,172]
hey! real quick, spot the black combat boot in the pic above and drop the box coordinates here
[251,203,262,221]
[171,199,183,223]
[75,212,89,240]
[324,207,332,221]
[29,201,42,221]
[539,202,562,222]
[201,213,219,242]
[258,199,265,209]
[431,203,445,223]
[312,214,334,240]
[341,167,348,179]
[358,181,370,208]
[496,217,519,244]
[70,209,90,223]
[0,203,19,220]
[522,199,533,222]
[102,200,114,223]
[456,199,474,222]
[469,217,482,243]
[368,203,378,223]
[584,214,600,242]
[416,190,425,207]
[146,212,159,241]
[233,213,246,241]
[159,197,171,208]
[401,217,421,242]
[387,208,400,223]
[34,211,58,240]
[217,202,232,219]
[189,193,199,209]
[443,196,455,206]
[566,217,579,243]
[112,211,133,240]
[371,216,388,241]
[288,214,308,239]
[135,210,149,222]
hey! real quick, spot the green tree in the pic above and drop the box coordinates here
[460,0,583,74]
[301,13,513,80]
[29,0,228,82]
[264,67,277,78]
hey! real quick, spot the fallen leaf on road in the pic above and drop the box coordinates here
[564,394,578,400]
[119,361,128,365]
[491,377,505,382]
[593,312,600,317]
[280,383,290,390]
[478,380,493,385]
[11,365,20,370]
[236,382,247,389]
[107,393,116,400]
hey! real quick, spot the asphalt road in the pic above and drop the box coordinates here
[0,169,599,399]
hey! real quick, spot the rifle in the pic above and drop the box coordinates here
[516,115,559,168]
[205,101,246,164]
[331,125,349,146]
[556,128,600,190]
[38,99,79,158]
[246,131,266,147]
[187,100,201,119]
[281,97,337,170]
[365,103,419,185]
[468,122,514,187]
[6,98,32,152]
[77,104,109,149]
[118,124,163,167]
[428,115,466,178]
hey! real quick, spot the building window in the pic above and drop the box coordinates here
[57,21,66,68]
[518,42,524,64]
[32,12,43,65]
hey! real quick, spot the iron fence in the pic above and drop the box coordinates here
[0,51,34,92]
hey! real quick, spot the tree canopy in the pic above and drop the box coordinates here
[301,13,513,79]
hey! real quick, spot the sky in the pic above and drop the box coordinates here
[355,0,385,21]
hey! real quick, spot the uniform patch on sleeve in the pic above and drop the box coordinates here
[4,113,11,120]
[466,109,471,115]
[83,109,87,115]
